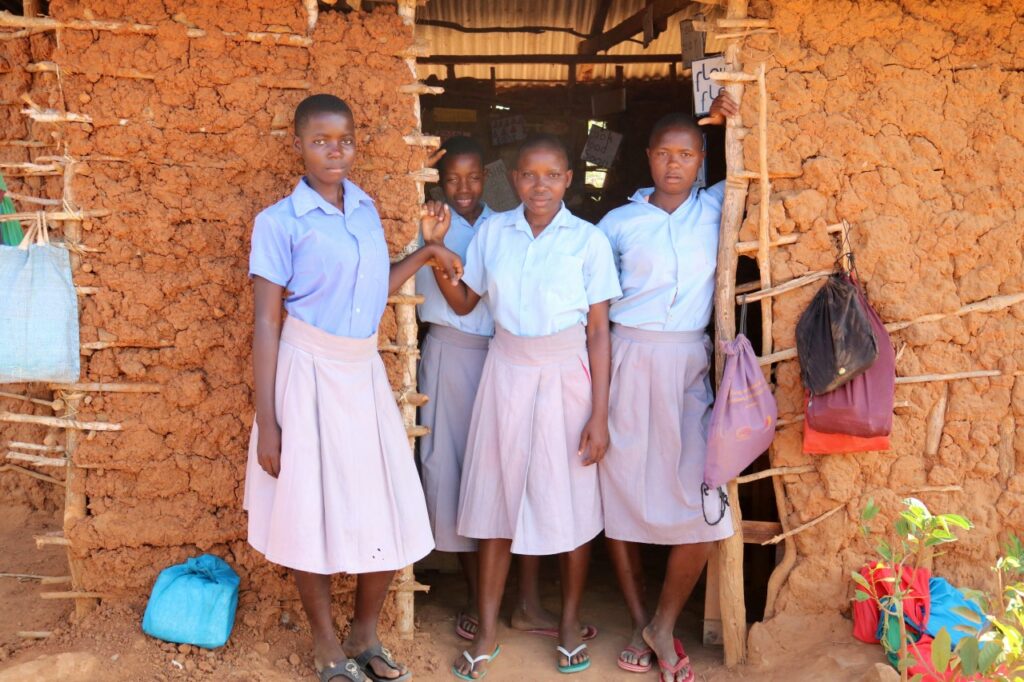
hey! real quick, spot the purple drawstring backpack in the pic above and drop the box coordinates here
[704,300,778,490]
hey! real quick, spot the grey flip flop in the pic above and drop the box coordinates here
[355,643,412,682]
[318,658,368,682]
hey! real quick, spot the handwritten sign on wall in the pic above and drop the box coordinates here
[692,55,726,116]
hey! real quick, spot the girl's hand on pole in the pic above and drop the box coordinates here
[699,90,739,126]
[427,243,463,283]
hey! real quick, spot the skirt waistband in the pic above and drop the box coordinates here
[611,324,706,344]
[491,324,586,366]
[280,316,378,361]
[426,323,491,350]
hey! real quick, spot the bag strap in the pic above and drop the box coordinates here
[738,294,749,338]
[16,214,41,250]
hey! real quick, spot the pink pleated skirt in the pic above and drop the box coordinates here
[457,324,603,556]
[243,316,435,575]
[417,324,490,553]
[600,324,735,545]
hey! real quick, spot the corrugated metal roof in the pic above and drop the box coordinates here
[416,0,702,84]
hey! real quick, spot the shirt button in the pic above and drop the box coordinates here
[355,308,361,313]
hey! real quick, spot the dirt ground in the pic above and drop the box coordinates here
[0,503,887,682]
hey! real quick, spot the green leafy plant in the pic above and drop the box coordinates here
[942,534,1024,681]
[853,498,973,682]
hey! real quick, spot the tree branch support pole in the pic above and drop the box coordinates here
[62,199,96,619]
[394,0,421,641]
[707,0,749,666]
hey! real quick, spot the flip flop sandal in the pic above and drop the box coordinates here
[451,645,501,681]
[317,659,368,682]
[525,624,599,641]
[656,639,694,682]
[617,644,654,673]
[354,643,411,682]
[556,643,591,674]
[455,612,479,641]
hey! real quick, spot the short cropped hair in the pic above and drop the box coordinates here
[648,113,703,148]
[516,133,570,167]
[438,136,485,175]
[294,94,354,135]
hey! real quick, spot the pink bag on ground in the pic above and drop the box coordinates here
[704,305,778,489]
[806,280,895,437]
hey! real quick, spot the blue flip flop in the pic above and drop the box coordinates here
[452,645,501,680]
[557,643,591,674]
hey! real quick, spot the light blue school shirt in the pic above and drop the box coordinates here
[415,204,494,336]
[462,203,622,337]
[598,182,725,333]
[248,177,388,339]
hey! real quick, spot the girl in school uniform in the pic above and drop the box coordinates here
[245,94,462,682]
[597,92,738,682]
[416,136,586,645]
[425,134,621,679]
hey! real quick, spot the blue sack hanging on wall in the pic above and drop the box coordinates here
[142,554,240,649]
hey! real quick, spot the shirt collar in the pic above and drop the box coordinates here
[629,185,699,216]
[291,177,374,219]
[509,202,574,236]
[452,203,493,231]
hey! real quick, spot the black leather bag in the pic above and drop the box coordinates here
[796,272,878,395]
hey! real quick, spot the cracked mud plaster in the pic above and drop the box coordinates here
[740,0,1024,662]
[2,0,422,627]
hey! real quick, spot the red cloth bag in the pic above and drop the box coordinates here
[802,396,890,454]
[807,282,895,437]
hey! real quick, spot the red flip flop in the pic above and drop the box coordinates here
[616,644,654,673]
[455,612,479,641]
[657,639,694,682]
[525,624,598,641]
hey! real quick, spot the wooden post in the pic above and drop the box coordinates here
[394,5,422,638]
[709,0,750,668]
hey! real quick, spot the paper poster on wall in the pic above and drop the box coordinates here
[692,55,726,116]
[490,115,527,147]
[482,159,519,212]
[581,127,623,168]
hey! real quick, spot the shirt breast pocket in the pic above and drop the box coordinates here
[677,222,717,276]
[544,253,587,309]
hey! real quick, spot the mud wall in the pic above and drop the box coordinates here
[1,29,69,511]
[739,0,1024,644]
[2,0,424,613]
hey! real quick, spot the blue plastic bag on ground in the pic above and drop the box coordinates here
[926,576,984,648]
[0,216,79,383]
[142,554,240,649]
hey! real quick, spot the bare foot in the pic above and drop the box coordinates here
[618,625,654,669]
[509,601,559,632]
[452,637,499,679]
[642,623,691,682]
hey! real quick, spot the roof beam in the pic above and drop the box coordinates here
[588,0,614,36]
[418,18,588,39]
[419,53,684,65]
[578,0,693,54]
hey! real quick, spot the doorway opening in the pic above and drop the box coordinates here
[411,0,781,664]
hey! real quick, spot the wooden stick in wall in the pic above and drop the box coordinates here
[0,464,64,486]
[710,0,750,667]
[925,384,949,456]
[0,11,314,47]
